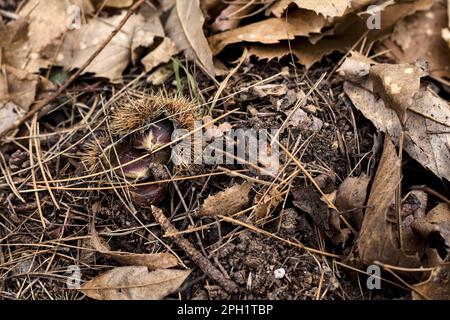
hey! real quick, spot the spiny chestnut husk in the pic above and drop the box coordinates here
[110,91,197,136]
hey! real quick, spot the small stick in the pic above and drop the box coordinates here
[0,0,146,139]
[150,206,239,294]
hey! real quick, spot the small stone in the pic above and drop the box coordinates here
[274,268,286,279]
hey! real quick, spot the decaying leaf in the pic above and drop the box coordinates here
[209,10,326,55]
[412,263,450,300]
[175,0,215,76]
[411,203,450,260]
[337,51,374,80]
[254,186,284,219]
[0,65,40,111]
[370,63,425,121]
[0,102,24,137]
[382,1,450,79]
[60,11,152,82]
[335,174,370,228]
[267,0,351,18]
[141,37,179,72]
[91,0,134,8]
[250,0,432,68]
[344,71,450,181]
[0,17,29,70]
[80,266,191,300]
[211,0,256,32]
[356,135,421,268]
[90,227,179,269]
[17,0,94,72]
[198,182,252,216]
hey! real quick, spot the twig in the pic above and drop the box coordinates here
[0,0,146,140]
[150,206,239,294]
[409,185,450,206]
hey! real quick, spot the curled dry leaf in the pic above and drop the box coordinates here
[18,0,94,72]
[250,0,432,67]
[60,11,157,82]
[344,72,450,181]
[209,10,326,55]
[212,0,256,32]
[198,182,252,216]
[335,174,370,228]
[412,263,450,300]
[337,51,374,80]
[80,266,191,300]
[254,186,283,219]
[0,65,40,111]
[356,135,421,268]
[141,37,179,72]
[370,63,426,121]
[173,0,215,76]
[267,0,351,18]
[90,227,179,270]
[382,1,450,79]
[411,203,450,260]
[91,0,134,8]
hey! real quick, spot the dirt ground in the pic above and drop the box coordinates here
[0,1,449,300]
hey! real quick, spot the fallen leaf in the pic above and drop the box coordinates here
[18,0,94,72]
[141,37,179,71]
[370,63,425,121]
[92,0,134,8]
[146,65,174,85]
[344,77,450,181]
[0,102,24,137]
[0,17,29,69]
[131,14,165,64]
[411,203,450,260]
[250,0,432,67]
[285,108,323,132]
[382,1,450,79]
[80,266,191,300]
[267,0,351,18]
[412,263,450,300]
[335,174,370,228]
[175,0,215,76]
[198,182,252,216]
[337,51,374,80]
[59,11,150,82]
[90,227,179,269]
[356,135,421,268]
[254,186,283,218]
[212,0,256,32]
[0,65,40,111]
[209,10,326,55]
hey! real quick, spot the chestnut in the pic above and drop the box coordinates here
[111,147,153,180]
[132,119,173,152]
[129,183,167,207]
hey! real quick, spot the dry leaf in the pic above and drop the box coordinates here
[337,51,374,80]
[382,1,450,79]
[59,11,150,82]
[90,228,179,269]
[254,186,283,219]
[0,65,40,111]
[175,0,215,76]
[370,63,425,121]
[209,10,326,55]
[212,0,256,32]
[344,78,450,181]
[267,0,351,18]
[91,0,134,8]
[250,0,432,67]
[335,174,370,228]
[198,182,252,216]
[141,37,179,72]
[80,267,191,300]
[411,203,450,260]
[356,135,421,268]
[0,17,29,69]
[18,0,94,72]
[131,14,165,64]
[412,263,450,300]
[0,102,24,137]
